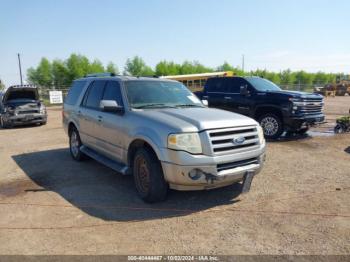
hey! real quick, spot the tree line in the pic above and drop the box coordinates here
[26,53,341,90]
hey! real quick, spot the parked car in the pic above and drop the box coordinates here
[63,73,266,202]
[0,85,47,128]
[195,77,325,139]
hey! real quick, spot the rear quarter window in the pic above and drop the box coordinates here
[65,81,87,105]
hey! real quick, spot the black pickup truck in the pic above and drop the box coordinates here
[195,76,325,139]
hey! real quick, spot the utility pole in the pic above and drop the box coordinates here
[242,54,245,72]
[17,53,23,86]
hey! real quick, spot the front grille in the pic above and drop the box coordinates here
[207,126,259,155]
[18,110,39,115]
[217,157,259,172]
[298,98,323,115]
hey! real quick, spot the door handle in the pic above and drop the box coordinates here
[224,96,232,99]
[202,96,208,99]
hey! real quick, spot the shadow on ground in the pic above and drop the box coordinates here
[11,148,241,222]
[345,146,350,154]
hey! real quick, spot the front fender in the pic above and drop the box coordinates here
[129,128,167,162]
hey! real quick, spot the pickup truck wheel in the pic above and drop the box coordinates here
[258,113,284,139]
[133,147,168,203]
[69,128,86,161]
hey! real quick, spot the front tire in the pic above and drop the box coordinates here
[0,116,9,129]
[258,113,284,139]
[133,147,168,203]
[69,127,86,161]
[334,124,345,134]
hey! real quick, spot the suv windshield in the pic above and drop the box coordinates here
[124,80,204,109]
[246,77,281,92]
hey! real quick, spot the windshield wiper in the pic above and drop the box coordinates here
[175,104,203,108]
[133,103,176,109]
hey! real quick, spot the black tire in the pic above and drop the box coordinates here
[296,127,309,135]
[40,121,47,126]
[0,116,9,129]
[258,113,284,139]
[69,127,86,161]
[334,124,345,134]
[133,147,168,203]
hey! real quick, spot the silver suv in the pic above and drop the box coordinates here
[63,73,266,202]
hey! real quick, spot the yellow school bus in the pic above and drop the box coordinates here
[161,71,234,92]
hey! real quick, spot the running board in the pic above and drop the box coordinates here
[80,146,130,175]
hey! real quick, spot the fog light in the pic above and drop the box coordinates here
[188,169,203,180]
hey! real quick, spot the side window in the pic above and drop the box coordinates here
[207,78,226,93]
[84,80,106,109]
[65,80,86,105]
[102,81,123,106]
[226,78,245,93]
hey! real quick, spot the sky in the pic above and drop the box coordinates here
[1,0,349,86]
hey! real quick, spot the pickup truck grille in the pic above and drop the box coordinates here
[18,110,39,115]
[217,157,259,172]
[207,126,259,155]
[298,98,323,115]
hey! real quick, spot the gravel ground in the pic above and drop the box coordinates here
[0,97,349,255]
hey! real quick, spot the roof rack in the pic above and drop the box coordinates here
[137,75,159,78]
[85,72,117,78]
[9,84,37,88]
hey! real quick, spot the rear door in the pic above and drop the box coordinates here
[79,80,106,151]
[225,78,253,116]
[205,78,229,110]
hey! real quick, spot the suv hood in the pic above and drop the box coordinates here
[2,86,39,103]
[266,90,322,99]
[134,107,258,132]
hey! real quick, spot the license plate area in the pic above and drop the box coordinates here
[25,115,34,121]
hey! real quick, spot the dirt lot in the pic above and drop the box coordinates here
[0,97,349,255]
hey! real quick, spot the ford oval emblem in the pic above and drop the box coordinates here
[233,136,245,145]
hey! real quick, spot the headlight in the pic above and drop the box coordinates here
[40,105,46,114]
[168,133,202,154]
[5,107,15,115]
[257,125,265,145]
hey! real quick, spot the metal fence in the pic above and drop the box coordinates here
[38,87,69,105]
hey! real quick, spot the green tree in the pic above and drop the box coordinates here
[0,79,5,91]
[279,69,295,85]
[124,56,154,76]
[27,57,52,87]
[106,62,119,75]
[179,61,213,75]
[88,59,105,74]
[217,61,234,72]
[155,61,181,76]
[52,59,69,88]
[66,54,90,82]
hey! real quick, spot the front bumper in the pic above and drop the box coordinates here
[4,113,47,126]
[160,145,266,191]
[284,113,325,130]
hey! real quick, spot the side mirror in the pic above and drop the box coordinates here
[240,85,250,96]
[100,100,124,114]
[202,100,208,106]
